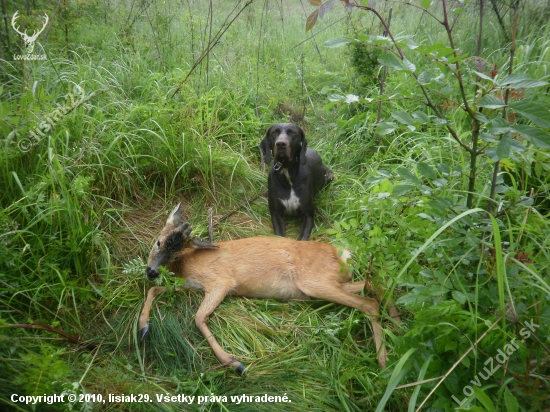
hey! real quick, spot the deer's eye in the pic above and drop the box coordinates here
[157,240,161,247]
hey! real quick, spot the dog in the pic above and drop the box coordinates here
[260,123,333,240]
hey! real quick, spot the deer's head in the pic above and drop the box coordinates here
[146,203,217,280]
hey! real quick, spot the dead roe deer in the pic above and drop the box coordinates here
[139,203,399,374]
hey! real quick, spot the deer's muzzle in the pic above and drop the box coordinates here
[146,266,159,281]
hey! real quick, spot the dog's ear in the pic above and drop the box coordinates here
[298,126,307,165]
[260,127,272,164]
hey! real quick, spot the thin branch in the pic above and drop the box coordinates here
[374,7,392,146]
[441,0,475,118]
[0,323,96,350]
[43,0,62,40]
[350,1,471,153]
[386,0,443,24]
[488,3,519,213]
[170,0,254,99]
[394,375,444,390]
[291,16,347,50]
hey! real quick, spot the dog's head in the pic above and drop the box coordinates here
[260,123,308,166]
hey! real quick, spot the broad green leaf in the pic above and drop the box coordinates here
[480,132,499,142]
[328,94,345,102]
[420,0,431,8]
[405,37,419,50]
[452,290,467,304]
[425,43,455,57]
[472,70,497,82]
[403,58,416,72]
[436,163,450,175]
[478,94,506,109]
[473,387,496,412]
[512,125,550,148]
[444,340,457,351]
[535,161,543,177]
[306,9,319,32]
[510,101,550,128]
[487,117,510,134]
[378,53,404,70]
[397,167,420,183]
[325,37,353,48]
[417,71,432,85]
[475,112,490,123]
[453,7,464,14]
[412,110,430,123]
[440,86,454,95]
[496,132,512,159]
[344,94,359,103]
[373,35,390,45]
[510,138,526,153]
[503,387,519,412]
[376,121,397,135]
[391,111,415,125]
[486,147,499,162]
[417,162,436,179]
[393,184,416,196]
[497,73,549,89]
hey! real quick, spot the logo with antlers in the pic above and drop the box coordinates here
[11,10,49,54]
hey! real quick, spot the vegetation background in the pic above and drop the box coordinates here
[1,0,549,410]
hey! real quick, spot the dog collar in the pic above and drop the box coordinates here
[273,162,283,171]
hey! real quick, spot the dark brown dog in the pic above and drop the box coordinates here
[260,123,333,240]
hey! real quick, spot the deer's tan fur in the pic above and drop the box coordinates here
[139,204,399,374]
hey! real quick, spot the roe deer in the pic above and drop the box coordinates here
[139,203,399,374]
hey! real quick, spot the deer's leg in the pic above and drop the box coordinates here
[139,286,166,339]
[343,281,402,324]
[195,285,246,375]
[386,301,401,324]
[297,281,388,368]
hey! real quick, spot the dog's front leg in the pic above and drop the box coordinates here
[271,213,286,237]
[299,212,314,240]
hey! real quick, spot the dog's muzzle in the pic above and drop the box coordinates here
[273,137,292,163]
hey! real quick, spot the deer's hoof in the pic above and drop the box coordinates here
[235,363,247,376]
[140,325,149,340]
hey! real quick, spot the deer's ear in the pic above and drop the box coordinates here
[167,203,183,225]
[260,135,271,164]
[190,237,218,249]
[177,222,192,239]
[298,127,308,165]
